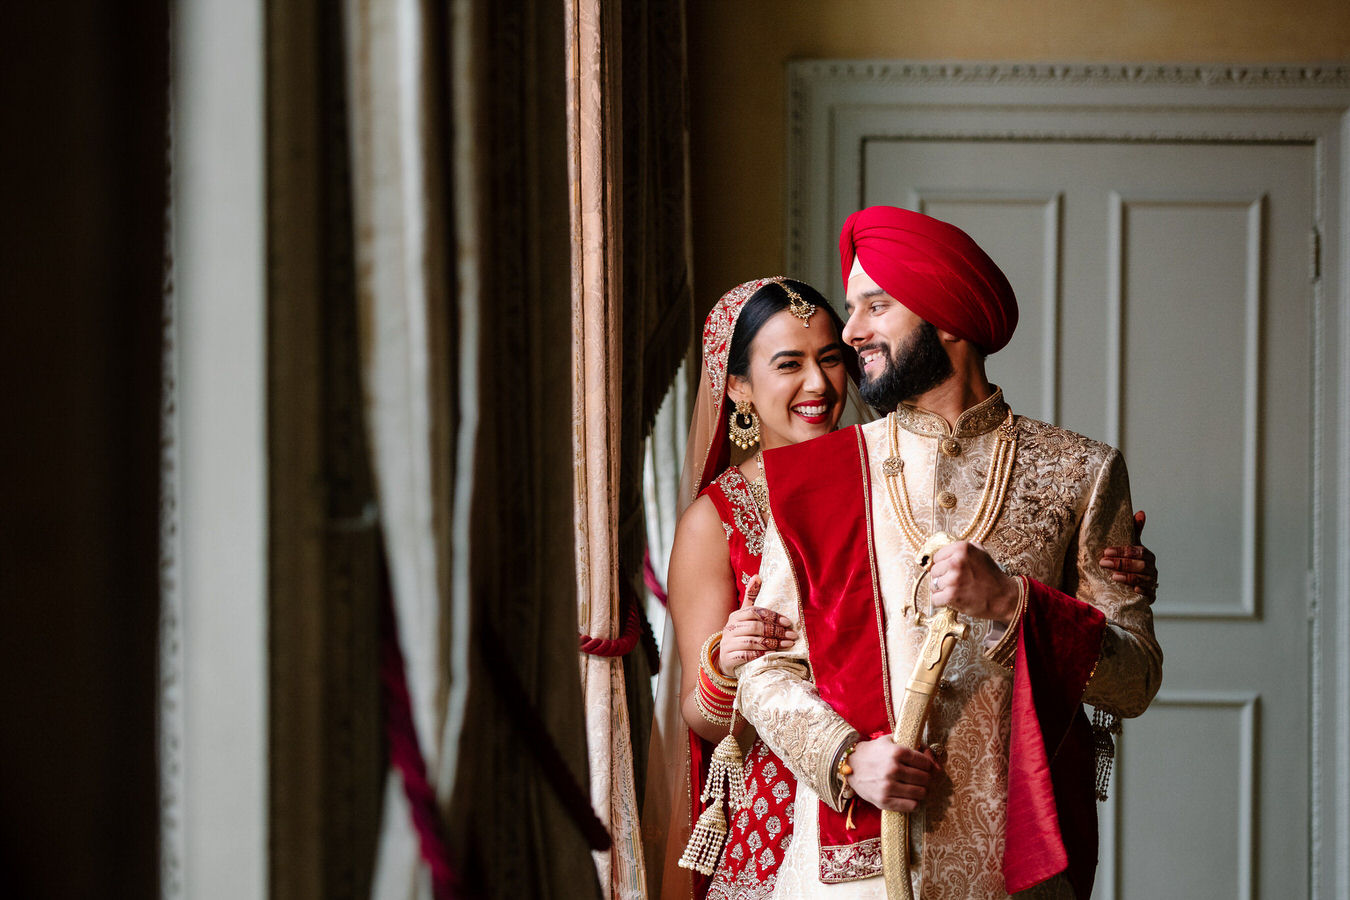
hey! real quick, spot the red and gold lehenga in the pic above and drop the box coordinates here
[697,466,796,900]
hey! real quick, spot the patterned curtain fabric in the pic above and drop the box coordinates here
[347,0,601,897]
[341,0,691,895]
[567,0,645,895]
[569,0,693,897]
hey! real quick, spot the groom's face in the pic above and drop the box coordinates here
[842,271,953,412]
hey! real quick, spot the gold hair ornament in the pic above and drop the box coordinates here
[772,277,816,326]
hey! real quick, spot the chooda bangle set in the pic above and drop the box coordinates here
[696,632,737,727]
[679,632,748,875]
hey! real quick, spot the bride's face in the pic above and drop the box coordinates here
[728,309,849,452]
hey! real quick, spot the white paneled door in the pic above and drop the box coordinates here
[862,139,1313,899]
[785,63,1350,900]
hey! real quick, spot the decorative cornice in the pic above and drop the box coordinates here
[789,61,1350,89]
[786,60,1350,276]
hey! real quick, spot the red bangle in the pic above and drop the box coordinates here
[697,680,731,698]
[698,691,733,713]
[695,671,734,727]
[697,682,735,719]
[701,633,738,690]
[698,667,735,700]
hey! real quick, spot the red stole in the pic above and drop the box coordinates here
[765,427,1106,896]
[764,427,890,868]
[1005,578,1105,900]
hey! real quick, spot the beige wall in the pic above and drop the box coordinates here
[687,0,1350,313]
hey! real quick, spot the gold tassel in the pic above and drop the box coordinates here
[678,732,745,875]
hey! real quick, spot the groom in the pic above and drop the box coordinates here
[735,206,1161,899]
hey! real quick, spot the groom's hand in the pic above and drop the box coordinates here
[929,540,1020,624]
[845,738,938,812]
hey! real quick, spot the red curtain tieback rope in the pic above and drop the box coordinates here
[578,594,642,656]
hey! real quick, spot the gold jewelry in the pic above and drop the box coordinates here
[681,632,747,874]
[701,632,738,689]
[696,693,733,727]
[882,409,1019,617]
[678,727,746,874]
[749,452,769,516]
[835,740,858,796]
[728,399,761,450]
[771,277,816,326]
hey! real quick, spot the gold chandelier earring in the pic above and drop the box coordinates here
[728,400,761,450]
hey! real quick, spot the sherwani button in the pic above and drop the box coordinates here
[938,679,953,692]
[940,438,962,457]
[938,490,958,509]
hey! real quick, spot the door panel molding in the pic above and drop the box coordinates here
[1109,191,1266,622]
[911,190,1063,422]
[1111,691,1260,900]
[787,60,1350,899]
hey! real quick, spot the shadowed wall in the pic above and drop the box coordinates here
[0,4,167,898]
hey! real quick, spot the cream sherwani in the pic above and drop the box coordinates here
[736,391,1161,899]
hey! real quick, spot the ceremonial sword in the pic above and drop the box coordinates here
[881,531,966,900]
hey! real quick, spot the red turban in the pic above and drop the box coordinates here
[839,206,1018,354]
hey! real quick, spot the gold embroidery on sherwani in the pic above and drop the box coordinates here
[740,391,1161,899]
[858,425,895,731]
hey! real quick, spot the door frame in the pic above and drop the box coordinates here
[786,60,1350,900]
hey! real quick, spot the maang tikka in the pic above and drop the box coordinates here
[773,277,816,326]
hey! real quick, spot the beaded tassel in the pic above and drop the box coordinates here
[1091,707,1122,801]
[678,732,746,875]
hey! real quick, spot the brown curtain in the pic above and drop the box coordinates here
[344,0,599,897]
[269,0,691,896]
[570,0,694,896]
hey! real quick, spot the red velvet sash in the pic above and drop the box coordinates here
[1005,578,1106,900]
[763,427,890,860]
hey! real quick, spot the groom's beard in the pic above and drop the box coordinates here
[858,322,953,413]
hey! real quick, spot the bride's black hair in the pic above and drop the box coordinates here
[725,279,847,379]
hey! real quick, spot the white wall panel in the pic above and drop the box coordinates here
[1113,194,1264,620]
[1117,693,1258,900]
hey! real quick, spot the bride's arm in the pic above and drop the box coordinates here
[667,495,794,744]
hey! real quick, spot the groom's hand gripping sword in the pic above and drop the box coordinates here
[882,532,966,900]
